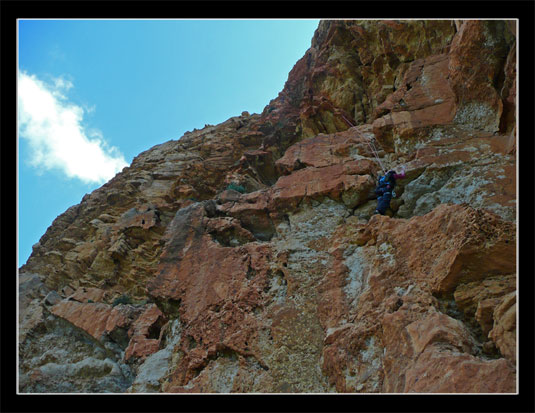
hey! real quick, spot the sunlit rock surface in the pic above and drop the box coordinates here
[19,19,516,393]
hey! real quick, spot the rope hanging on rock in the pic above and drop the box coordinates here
[361,132,387,175]
[347,120,388,175]
[320,98,387,175]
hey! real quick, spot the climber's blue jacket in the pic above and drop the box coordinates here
[375,170,406,215]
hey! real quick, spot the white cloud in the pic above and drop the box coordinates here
[18,71,128,184]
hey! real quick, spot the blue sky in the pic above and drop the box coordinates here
[18,19,320,267]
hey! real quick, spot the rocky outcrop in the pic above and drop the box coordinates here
[19,20,516,393]
[321,203,516,393]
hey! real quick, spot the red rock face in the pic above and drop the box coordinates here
[317,203,516,393]
[48,300,166,362]
[372,54,457,150]
[448,21,513,132]
[49,301,136,341]
[19,20,517,394]
[125,304,166,361]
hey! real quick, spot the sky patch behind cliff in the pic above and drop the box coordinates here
[18,71,129,183]
[18,19,320,267]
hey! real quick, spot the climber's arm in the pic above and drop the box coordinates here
[393,169,406,180]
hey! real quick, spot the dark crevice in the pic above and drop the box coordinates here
[147,316,166,340]
[152,297,182,320]
[433,293,502,360]
[246,262,256,280]
[186,335,198,350]
[238,212,276,242]
[434,292,466,322]
[292,159,308,173]
[209,228,252,247]
[283,214,291,231]
[107,327,130,349]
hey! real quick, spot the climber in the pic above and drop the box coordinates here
[374,167,406,216]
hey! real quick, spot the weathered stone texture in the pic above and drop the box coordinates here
[19,20,516,393]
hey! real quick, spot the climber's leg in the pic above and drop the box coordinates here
[376,192,392,215]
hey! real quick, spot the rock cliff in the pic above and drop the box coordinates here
[19,19,517,393]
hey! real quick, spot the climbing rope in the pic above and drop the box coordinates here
[319,98,388,175]
[362,133,387,175]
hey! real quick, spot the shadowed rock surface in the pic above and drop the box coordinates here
[19,19,516,393]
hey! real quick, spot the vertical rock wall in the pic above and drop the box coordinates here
[19,19,517,393]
